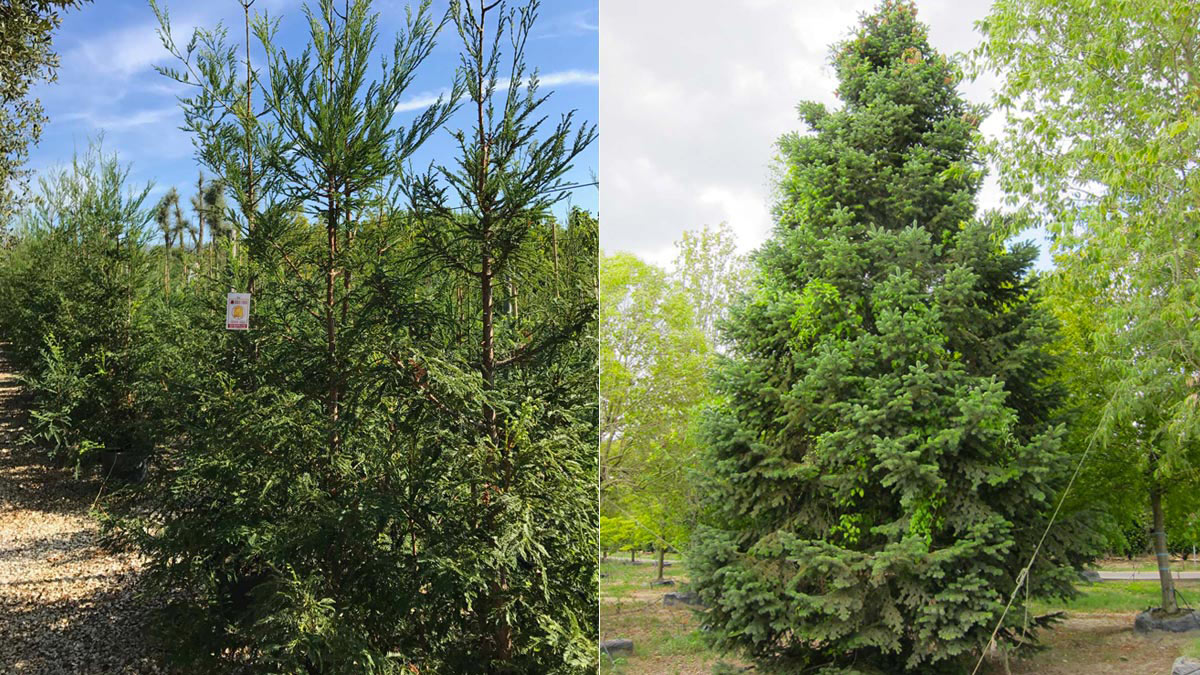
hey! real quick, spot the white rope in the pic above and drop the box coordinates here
[969,431,1098,675]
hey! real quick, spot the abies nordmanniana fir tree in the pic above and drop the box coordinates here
[687,2,1096,673]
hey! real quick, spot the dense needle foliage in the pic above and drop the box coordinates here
[0,147,157,469]
[0,0,597,672]
[686,3,1096,672]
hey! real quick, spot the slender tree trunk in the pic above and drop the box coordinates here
[242,0,256,298]
[656,542,666,581]
[326,187,340,455]
[342,185,352,326]
[551,219,559,297]
[630,548,635,564]
[509,277,518,323]
[471,1,511,666]
[196,171,205,254]
[481,250,496,435]
[1151,480,1178,612]
[163,237,170,299]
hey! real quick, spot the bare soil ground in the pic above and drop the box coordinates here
[602,560,1200,675]
[996,612,1194,674]
[0,353,167,674]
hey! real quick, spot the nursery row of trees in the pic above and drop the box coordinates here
[0,0,599,673]
[598,224,748,579]
[600,0,1200,672]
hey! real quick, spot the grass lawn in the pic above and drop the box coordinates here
[600,558,1200,674]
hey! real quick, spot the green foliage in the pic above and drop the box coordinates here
[0,0,595,672]
[600,251,709,579]
[0,0,89,222]
[19,334,99,465]
[977,0,1200,613]
[685,2,1098,672]
[0,143,156,469]
[53,0,600,673]
[600,225,749,582]
[672,223,751,349]
[400,0,599,666]
[600,515,636,559]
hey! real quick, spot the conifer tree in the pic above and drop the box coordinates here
[687,3,1095,672]
[407,0,598,669]
[119,0,597,671]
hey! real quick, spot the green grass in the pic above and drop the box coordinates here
[1030,579,1200,614]
[600,557,726,674]
[601,559,1200,673]
[1185,637,1200,659]
[600,558,673,597]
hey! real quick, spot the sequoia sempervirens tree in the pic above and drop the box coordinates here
[687,2,1094,672]
[406,0,598,670]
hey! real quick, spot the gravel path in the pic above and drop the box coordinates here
[0,352,167,674]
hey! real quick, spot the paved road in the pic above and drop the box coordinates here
[1097,570,1200,581]
[610,560,1200,582]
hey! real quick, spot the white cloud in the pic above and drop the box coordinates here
[394,69,599,113]
[67,22,180,80]
[64,106,179,132]
[535,8,598,38]
[536,70,600,87]
[599,0,1046,267]
[395,91,448,113]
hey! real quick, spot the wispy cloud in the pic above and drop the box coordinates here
[534,70,599,87]
[395,91,449,113]
[68,22,177,79]
[63,106,179,132]
[394,69,598,113]
[535,8,598,38]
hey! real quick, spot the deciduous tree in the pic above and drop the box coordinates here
[977,0,1200,615]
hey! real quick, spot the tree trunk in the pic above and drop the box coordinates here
[630,548,635,564]
[551,219,559,297]
[656,542,666,581]
[1151,481,1178,613]
[325,187,340,455]
[196,172,205,254]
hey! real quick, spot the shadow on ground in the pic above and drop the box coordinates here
[0,349,171,674]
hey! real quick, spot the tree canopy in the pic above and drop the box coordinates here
[0,0,88,223]
[687,2,1096,671]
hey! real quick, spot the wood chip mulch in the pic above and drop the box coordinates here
[0,355,169,674]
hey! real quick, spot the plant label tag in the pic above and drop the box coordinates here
[226,292,250,330]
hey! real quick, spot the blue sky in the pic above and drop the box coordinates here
[28,0,598,231]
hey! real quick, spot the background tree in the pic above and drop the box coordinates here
[0,0,89,223]
[977,0,1200,615]
[1043,274,1150,563]
[153,187,192,295]
[687,2,1098,672]
[0,143,155,469]
[671,222,750,349]
[599,252,708,580]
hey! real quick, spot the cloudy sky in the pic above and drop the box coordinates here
[600,0,1050,270]
[28,0,598,227]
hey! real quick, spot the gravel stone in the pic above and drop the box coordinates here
[1175,657,1200,675]
[600,638,633,655]
[0,353,169,674]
